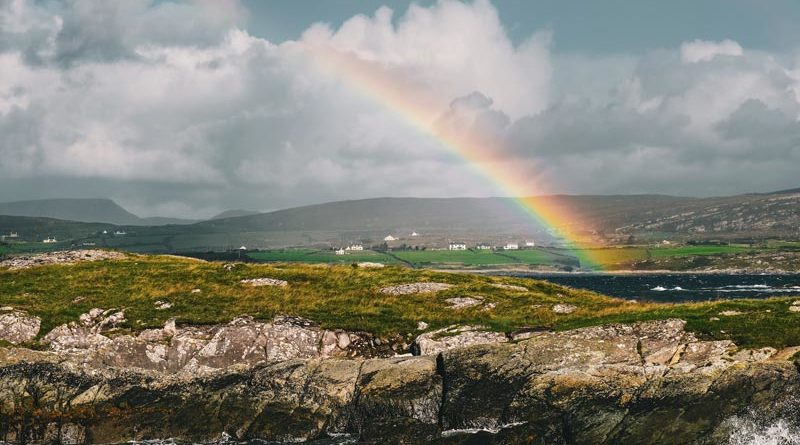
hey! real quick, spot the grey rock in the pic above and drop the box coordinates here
[413,325,508,356]
[0,318,797,445]
[0,250,125,271]
[379,282,452,295]
[490,283,528,292]
[552,303,578,314]
[445,296,484,309]
[240,277,288,287]
[0,311,40,344]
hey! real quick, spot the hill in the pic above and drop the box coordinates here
[0,189,798,255]
[210,209,262,220]
[0,198,195,225]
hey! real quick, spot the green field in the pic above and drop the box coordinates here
[248,248,582,269]
[248,249,399,265]
[240,244,800,271]
[648,245,754,257]
[3,253,800,349]
[391,249,519,266]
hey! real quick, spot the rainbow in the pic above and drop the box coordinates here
[305,44,603,269]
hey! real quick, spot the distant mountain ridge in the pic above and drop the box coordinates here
[1,188,798,251]
[210,209,261,220]
[0,199,195,226]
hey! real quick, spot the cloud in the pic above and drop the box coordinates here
[0,0,246,66]
[680,39,743,63]
[0,1,799,218]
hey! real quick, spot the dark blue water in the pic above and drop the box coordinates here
[504,273,800,302]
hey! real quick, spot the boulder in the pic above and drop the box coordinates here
[413,325,508,355]
[0,311,41,344]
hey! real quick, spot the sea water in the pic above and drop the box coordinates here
[502,273,800,302]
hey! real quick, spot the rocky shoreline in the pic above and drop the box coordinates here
[2,313,799,444]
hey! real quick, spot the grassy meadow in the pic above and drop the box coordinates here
[2,253,800,349]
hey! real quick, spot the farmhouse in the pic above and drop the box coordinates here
[334,248,346,255]
[448,242,467,251]
[525,240,536,247]
[114,231,126,236]
[384,235,398,242]
[476,243,492,250]
[346,244,363,251]
[43,237,57,244]
[411,231,419,237]
[504,242,519,250]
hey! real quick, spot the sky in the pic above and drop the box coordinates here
[1,0,800,218]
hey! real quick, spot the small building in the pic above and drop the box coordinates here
[346,244,364,251]
[525,240,536,247]
[114,230,126,236]
[102,230,108,234]
[7,232,18,238]
[335,248,346,255]
[43,237,57,243]
[504,242,519,250]
[476,243,492,250]
[410,231,419,237]
[448,242,467,251]
[238,245,247,250]
[384,235,397,242]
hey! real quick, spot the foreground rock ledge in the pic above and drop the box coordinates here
[1,319,799,445]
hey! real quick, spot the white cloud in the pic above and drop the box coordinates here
[301,0,552,119]
[680,39,743,63]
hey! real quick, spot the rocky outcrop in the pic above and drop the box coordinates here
[413,325,508,355]
[551,303,578,314]
[445,296,484,309]
[0,250,126,271]
[490,283,528,292]
[0,310,40,344]
[1,319,799,445]
[357,262,385,269]
[240,277,288,287]
[379,282,452,295]
[38,311,401,373]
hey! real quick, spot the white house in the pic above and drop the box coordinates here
[7,232,18,238]
[114,230,126,236]
[238,245,247,250]
[43,237,57,243]
[335,248,346,255]
[346,244,363,251]
[525,240,536,247]
[384,235,397,242]
[504,242,519,250]
[476,243,491,250]
[410,231,419,237]
[448,242,467,251]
